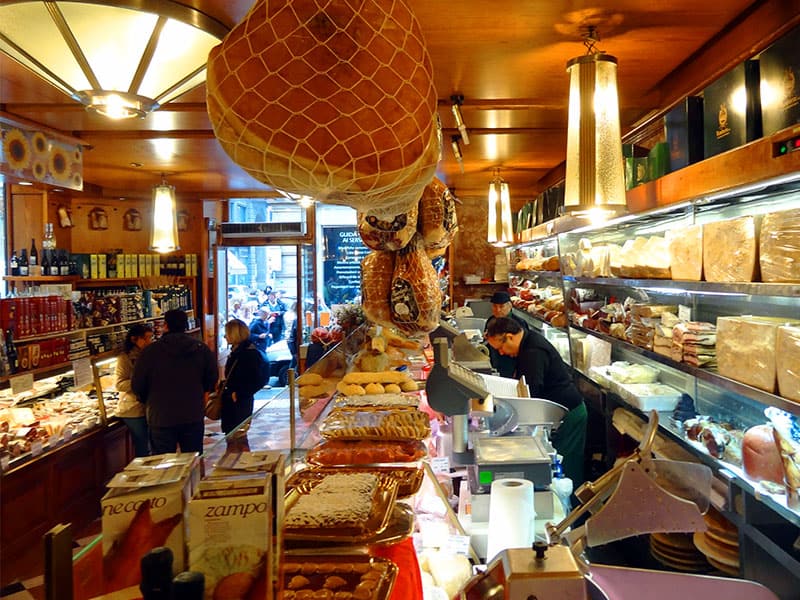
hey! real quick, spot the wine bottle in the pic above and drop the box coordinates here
[50,250,60,276]
[41,249,50,276]
[9,251,19,276]
[5,329,18,374]
[29,238,38,268]
[172,572,204,600]
[18,249,29,276]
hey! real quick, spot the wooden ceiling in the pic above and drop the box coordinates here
[1,0,799,209]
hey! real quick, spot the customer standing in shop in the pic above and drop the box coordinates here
[132,309,218,454]
[485,316,587,485]
[114,323,154,457]
[249,309,272,353]
[263,290,287,343]
[483,291,529,377]
[221,319,270,434]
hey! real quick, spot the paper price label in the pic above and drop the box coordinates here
[72,358,93,389]
[63,428,72,442]
[430,456,450,474]
[444,535,472,556]
[1,455,9,471]
[10,373,34,395]
[31,439,43,456]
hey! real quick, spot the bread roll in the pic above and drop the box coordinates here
[743,425,785,484]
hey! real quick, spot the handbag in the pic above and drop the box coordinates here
[204,357,240,421]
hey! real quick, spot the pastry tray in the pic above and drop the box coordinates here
[288,465,424,498]
[320,407,431,441]
[282,554,397,600]
[333,392,420,409]
[283,472,399,542]
[305,439,428,466]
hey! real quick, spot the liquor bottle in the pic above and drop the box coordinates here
[41,249,50,276]
[5,329,18,374]
[29,238,38,268]
[18,249,29,276]
[58,250,70,275]
[42,223,56,250]
[9,251,19,276]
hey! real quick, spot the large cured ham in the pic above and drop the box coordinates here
[358,203,419,251]
[206,0,440,219]
[361,250,395,327]
[390,234,441,335]
[418,177,459,257]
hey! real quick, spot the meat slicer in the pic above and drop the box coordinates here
[457,412,780,600]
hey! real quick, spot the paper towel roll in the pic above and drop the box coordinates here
[485,478,535,562]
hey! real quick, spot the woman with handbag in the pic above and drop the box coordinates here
[221,319,270,434]
[114,323,154,456]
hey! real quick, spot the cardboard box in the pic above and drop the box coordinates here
[98,254,107,279]
[101,453,200,591]
[90,254,99,280]
[759,24,800,136]
[191,451,284,600]
[665,96,704,171]
[703,60,762,159]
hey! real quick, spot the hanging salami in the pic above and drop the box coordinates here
[361,250,396,328]
[389,234,441,335]
[418,177,459,257]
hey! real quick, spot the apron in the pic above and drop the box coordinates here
[551,401,588,487]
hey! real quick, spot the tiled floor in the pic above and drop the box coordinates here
[0,386,286,600]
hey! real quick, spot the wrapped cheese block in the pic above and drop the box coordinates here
[777,325,800,401]
[716,316,800,393]
[361,250,395,328]
[759,208,800,282]
[635,236,671,279]
[418,178,459,257]
[358,203,418,251]
[618,237,648,278]
[703,216,758,282]
[206,0,440,219]
[668,224,703,281]
[389,234,441,335]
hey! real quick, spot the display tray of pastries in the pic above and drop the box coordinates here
[320,407,431,441]
[305,439,427,466]
[284,471,398,542]
[333,392,420,409]
[288,465,424,499]
[282,554,397,600]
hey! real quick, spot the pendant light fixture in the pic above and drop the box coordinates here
[487,168,514,247]
[0,1,227,119]
[564,27,626,218]
[150,175,180,253]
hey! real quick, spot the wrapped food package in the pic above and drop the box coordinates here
[358,204,419,251]
[716,316,800,393]
[668,224,703,281]
[418,177,459,257]
[703,216,758,282]
[206,0,440,219]
[635,235,671,279]
[777,325,800,401]
[389,234,441,335]
[759,208,800,282]
[361,250,395,328]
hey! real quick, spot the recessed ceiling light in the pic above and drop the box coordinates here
[18,181,33,186]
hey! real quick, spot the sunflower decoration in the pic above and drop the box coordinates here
[32,160,47,181]
[48,146,70,183]
[2,127,31,171]
[31,131,48,156]
[72,146,82,163]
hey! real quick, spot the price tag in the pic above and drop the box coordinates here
[0,455,9,471]
[444,535,472,556]
[31,439,43,456]
[430,456,450,474]
[72,357,94,389]
[63,427,72,442]
[678,304,692,322]
[10,373,34,395]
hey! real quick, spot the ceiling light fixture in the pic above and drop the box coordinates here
[564,27,626,216]
[450,94,470,145]
[487,168,514,247]
[450,135,465,174]
[0,1,227,120]
[150,174,179,253]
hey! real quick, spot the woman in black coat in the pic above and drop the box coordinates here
[221,319,270,434]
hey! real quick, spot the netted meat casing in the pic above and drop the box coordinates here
[358,203,419,251]
[390,234,441,335]
[418,177,459,257]
[361,250,395,328]
[206,0,440,219]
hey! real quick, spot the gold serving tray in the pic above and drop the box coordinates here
[320,407,431,441]
[288,465,424,499]
[306,439,427,466]
[282,554,397,600]
[283,472,399,542]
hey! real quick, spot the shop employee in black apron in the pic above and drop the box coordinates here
[485,316,587,486]
[483,291,529,377]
